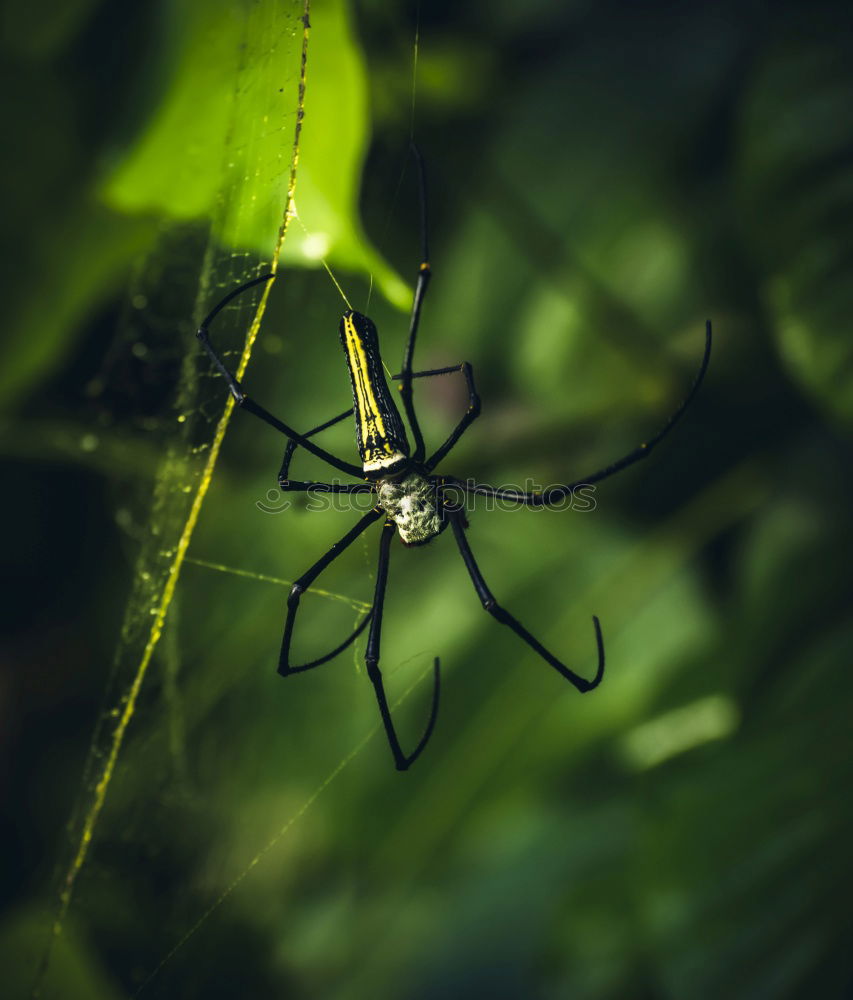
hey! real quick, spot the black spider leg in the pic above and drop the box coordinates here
[272,410,374,493]
[398,143,432,464]
[278,509,383,674]
[365,522,441,771]
[196,274,363,479]
[444,321,713,505]
[278,409,355,487]
[278,364,478,485]
[425,362,481,471]
[447,508,604,692]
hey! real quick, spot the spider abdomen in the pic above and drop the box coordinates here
[339,311,410,475]
[376,472,443,546]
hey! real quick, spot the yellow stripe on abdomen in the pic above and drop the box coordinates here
[341,314,408,472]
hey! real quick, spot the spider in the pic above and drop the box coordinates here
[197,148,712,771]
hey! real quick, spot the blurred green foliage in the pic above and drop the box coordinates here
[2,1,853,998]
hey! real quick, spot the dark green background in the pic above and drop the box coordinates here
[3,0,853,997]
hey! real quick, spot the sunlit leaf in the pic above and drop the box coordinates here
[102,0,407,306]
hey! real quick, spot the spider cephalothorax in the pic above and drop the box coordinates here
[196,146,711,770]
[375,472,444,546]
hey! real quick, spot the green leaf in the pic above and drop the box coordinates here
[102,0,407,306]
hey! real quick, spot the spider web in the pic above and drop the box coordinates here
[32,2,315,992]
